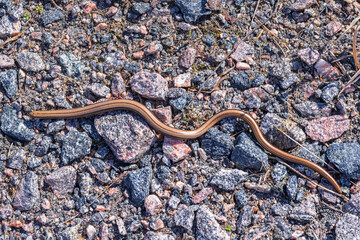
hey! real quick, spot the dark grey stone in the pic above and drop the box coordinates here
[327,142,360,179]
[125,167,152,207]
[7,150,25,169]
[0,70,17,99]
[61,129,92,165]
[231,132,269,171]
[201,128,234,160]
[27,156,42,169]
[169,93,193,111]
[0,105,35,141]
[156,165,172,182]
[35,135,52,157]
[41,9,65,26]
[91,158,107,172]
[343,193,360,217]
[272,203,291,216]
[234,189,248,208]
[286,175,298,200]
[46,120,65,135]
[236,205,253,233]
[271,163,288,183]
[80,119,102,143]
[252,74,266,87]
[42,32,54,45]
[321,81,340,103]
[231,72,251,90]
[131,2,151,16]
[58,52,84,78]
[94,144,110,159]
[12,172,40,211]
[175,0,211,23]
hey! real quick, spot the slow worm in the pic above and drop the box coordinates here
[30,99,342,194]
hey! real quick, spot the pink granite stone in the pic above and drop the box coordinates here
[163,137,192,162]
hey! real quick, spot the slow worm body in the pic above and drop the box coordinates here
[30,99,342,194]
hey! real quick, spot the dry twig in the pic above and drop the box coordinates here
[1,32,24,49]
[352,25,360,69]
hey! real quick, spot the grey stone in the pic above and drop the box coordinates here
[61,129,92,164]
[174,0,211,23]
[271,163,288,183]
[7,150,25,169]
[45,166,76,196]
[12,172,39,211]
[58,52,84,78]
[336,213,360,240]
[41,9,65,26]
[210,169,248,191]
[15,51,45,72]
[0,104,35,141]
[236,205,253,233]
[174,204,195,230]
[0,70,17,99]
[321,81,340,103]
[196,205,230,240]
[231,132,269,171]
[234,189,248,208]
[201,128,234,160]
[125,167,152,207]
[286,175,298,200]
[0,15,21,38]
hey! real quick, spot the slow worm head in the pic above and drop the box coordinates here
[30,99,342,194]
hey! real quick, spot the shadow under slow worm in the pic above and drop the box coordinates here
[30,99,342,194]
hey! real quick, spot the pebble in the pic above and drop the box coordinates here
[201,128,234,160]
[236,61,250,70]
[46,120,65,135]
[278,73,299,90]
[174,72,191,88]
[58,52,84,78]
[7,150,26,170]
[167,196,180,209]
[111,73,126,98]
[210,169,248,191]
[234,189,248,208]
[271,163,288,183]
[292,0,316,10]
[231,72,252,90]
[289,195,317,223]
[343,193,360,217]
[152,106,172,125]
[335,213,360,240]
[321,81,340,103]
[162,137,192,163]
[244,94,261,109]
[130,71,168,100]
[314,59,340,80]
[61,129,92,165]
[192,187,213,204]
[297,48,320,65]
[0,204,13,220]
[144,231,175,240]
[124,167,152,207]
[58,224,82,240]
[146,41,163,55]
[41,9,64,26]
[86,225,97,240]
[12,172,40,211]
[244,182,271,193]
[230,40,254,62]
[0,15,21,38]
[292,101,331,118]
[174,204,195,230]
[305,115,350,142]
[325,21,343,36]
[272,203,291,216]
[144,194,162,215]
[231,132,269,171]
[15,51,45,72]
[174,0,211,22]
[327,142,360,179]
[178,48,196,69]
[94,111,156,163]
[236,205,253,233]
[116,218,127,236]
[0,105,35,141]
[35,135,52,157]
[0,54,14,68]
[286,175,298,200]
[87,83,111,98]
[45,166,76,196]
[196,205,230,240]
[0,69,17,99]
[150,218,164,231]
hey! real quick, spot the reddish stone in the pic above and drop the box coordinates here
[243,87,270,101]
[230,40,254,62]
[0,55,14,68]
[179,48,196,69]
[192,187,214,204]
[10,220,22,228]
[30,32,43,41]
[144,195,162,215]
[130,71,168,100]
[147,41,162,55]
[45,166,76,196]
[210,90,226,103]
[300,84,315,99]
[236,62,250,70]
[292,0,316,10]
[111,73,126,98]
[315,59,340,80]
[140,25,148,35]
[174,72,191,87]
[152,106,172,125]
[106,6,118,17]
[163,137,192,163]
[297,48,320,66]
[82,1,96,14]
[325,21,343,36]
[133,51,145,59]
[150,218,164,230]
[41,199,51,210]
[305,115,350,142]
[206,0,221,10]
[95,23,107,32]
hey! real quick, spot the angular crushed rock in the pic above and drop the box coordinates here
[326,142,360,179]
[305,115,350,142]
[58,52,84,78]
[297,48,320,65]
[130,71,168,100]
[178,48,196,69]
[260,113,306,149]
[94,111,156,163]
[174,204,195,230]
[196,205,230,240]
[0,69,17,99]
[15,51,45,72]
[124,167,152,207]
[41,9,65,26]
[0,15,21,38]
[0,104,35,141]
[61,129,92,165]
[230,40,254,62]
[6,149,25,169]
[12,172,40,211]
[144,231,175,240]
[162,137,192,163]
[0,54,15,68]
[231,132,269,171]
[335,213,360,240]
[289,195,317,223]
[210,169,248,191]
[174,0,211,23]
[45,166,77,196]
[343,193,360,217]
[201,128,234,160]
[237,205,254,233]
[292,101,331,118]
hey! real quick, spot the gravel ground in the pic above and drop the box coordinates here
[1,0,360,239]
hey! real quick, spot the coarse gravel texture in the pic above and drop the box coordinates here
[0,0,360,239]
